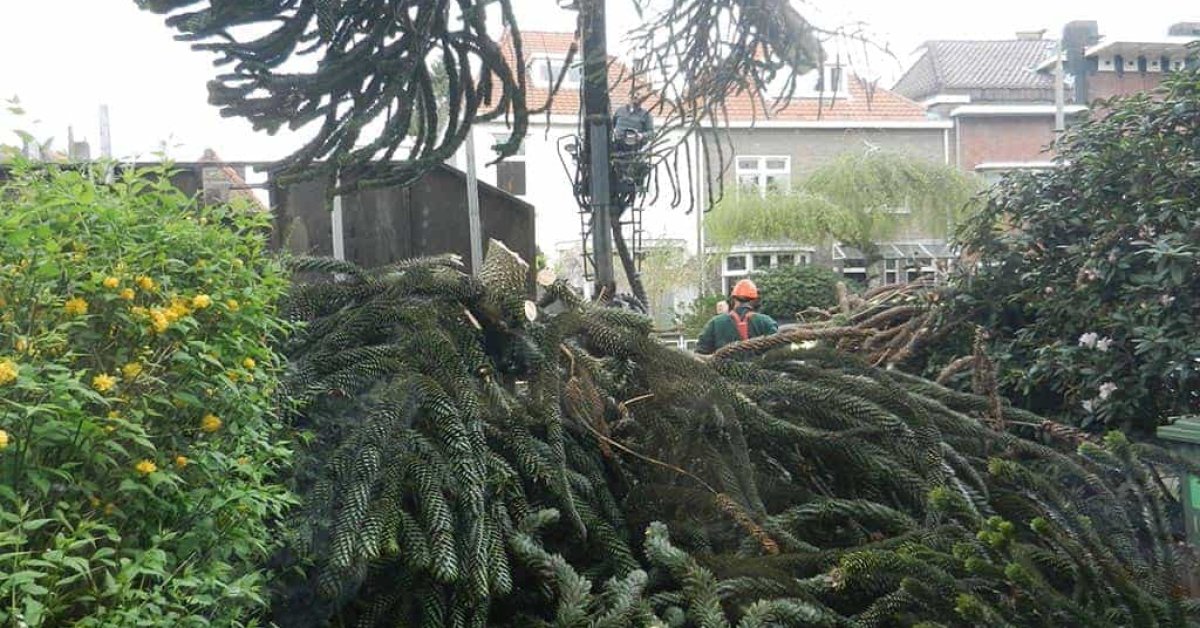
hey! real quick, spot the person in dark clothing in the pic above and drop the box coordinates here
[695,279,779,354]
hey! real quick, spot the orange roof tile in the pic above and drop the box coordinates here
[497,30,649,118]
[717,76,931,122]
[498,30,928,124]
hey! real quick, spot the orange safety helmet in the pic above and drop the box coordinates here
[730,279,759,300]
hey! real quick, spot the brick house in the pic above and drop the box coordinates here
[1050,21,1199,102]
[700,67,957,292]
[893,34,1086,179]
[895,22,1199,181]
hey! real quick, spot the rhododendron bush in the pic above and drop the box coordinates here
[950,68,1200,432]
[0,163,293,625]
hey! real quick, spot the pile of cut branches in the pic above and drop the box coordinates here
[271,244,1198,627]
[758,279,950,369]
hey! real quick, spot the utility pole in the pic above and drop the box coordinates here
[99,105,112,158]
[579,0,615,298]
[464,129,484,275]
[1054,42,1065,133]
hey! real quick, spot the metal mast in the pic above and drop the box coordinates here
[579,0,615,298]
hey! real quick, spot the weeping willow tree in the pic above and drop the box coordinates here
[706,151,981,262]
[270,244,1199,626]
[135,0,847,203]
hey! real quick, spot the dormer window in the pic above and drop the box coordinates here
[766,64,849,99]
[531,56,581,89]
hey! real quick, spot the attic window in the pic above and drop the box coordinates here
[531,56,581,89]
[766,64,849,99]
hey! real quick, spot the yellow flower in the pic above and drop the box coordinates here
[135,459,157,475]
[130,306,148,317]
[174,455,189,469]
[0,429,9,450]
[136,276,156,291]
[102,276,120,289]
[237,456,249,465]
[121,362,143,379]
[119,288,135,301]
[242,357,256,370]
[0,359,18,386]
[192,294,212,309]
[14,338,27,353]
[200,413,222,433]
[92,373,117,393]
[64,296,89,316]
[226,370,239,382]
[225,299,240,312]
[149,309,170,333]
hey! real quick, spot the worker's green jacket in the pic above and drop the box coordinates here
[695,305,778,355]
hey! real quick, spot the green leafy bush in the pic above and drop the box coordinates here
[952,70,1200,432]
[0,163,293,625]
[752,263,844,321]
[677,293,726,337]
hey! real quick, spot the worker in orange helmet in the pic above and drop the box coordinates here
[696,278,779,354]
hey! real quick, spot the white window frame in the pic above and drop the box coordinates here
[766,64,850,99]
[530,55,581,89]
[720,249,811,294]
[734,155,791,198]
[492,133,528,196]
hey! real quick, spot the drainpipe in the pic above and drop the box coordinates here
[1054,42,1066,133]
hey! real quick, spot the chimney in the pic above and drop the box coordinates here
[1016,29,1047,40]
[1062,20,1101,104]
[1168,22,1200,37]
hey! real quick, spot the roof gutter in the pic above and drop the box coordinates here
[950,104,1087,117]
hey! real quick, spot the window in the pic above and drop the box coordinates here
[721,249,813,293]
[531,56,581,88]
[735,156,791,198]
[766,64,849,99]
[883,259,901,285]
[493,133,526,196]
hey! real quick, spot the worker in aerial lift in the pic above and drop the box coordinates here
[610,88,654,206]
[695,279,779,354]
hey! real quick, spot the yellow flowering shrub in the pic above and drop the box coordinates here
[0,163,293,626]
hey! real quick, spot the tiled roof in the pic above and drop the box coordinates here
[501,31,927,124]
[497,30,644,117]
[718,76,931,122]
[893,39,1059,101]
[197,149,268,212]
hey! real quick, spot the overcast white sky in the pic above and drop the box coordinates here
[1,0,1196,162]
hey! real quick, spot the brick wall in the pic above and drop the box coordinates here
[1087,71,1168,101]
[955,115,1057,171]
[706,126,948,184]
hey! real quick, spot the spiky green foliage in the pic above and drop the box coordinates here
[274,247,1197,627]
